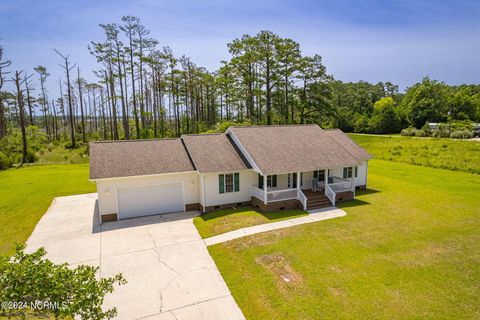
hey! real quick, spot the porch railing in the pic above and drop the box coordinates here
[297,189,307,210]
[325,184,336,207]
[251,186,300,203]
[267,188,298,202]
[251,186,265,202]
[329,176,353,193]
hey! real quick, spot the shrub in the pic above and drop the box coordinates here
[415,129,430,137]
[432,128,450,138]
[0,244,126,319]
[450,130,473,139]
[421,122,432,136]
[25,150,39,163]
[0,151,12,170]
[401,127,417,136]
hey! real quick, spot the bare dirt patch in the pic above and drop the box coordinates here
[255,253,304,293]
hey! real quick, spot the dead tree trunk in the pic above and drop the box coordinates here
[13,71,28,163]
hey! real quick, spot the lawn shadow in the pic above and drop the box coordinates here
[92,199,101,233]
[198,206,253,222]
[198,206,307,222]
[356,188,381,196]
[260,209,308,221]
[337,199,370,209]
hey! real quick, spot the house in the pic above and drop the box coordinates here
[89,125,372,222]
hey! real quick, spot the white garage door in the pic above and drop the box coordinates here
[117,183,184,219]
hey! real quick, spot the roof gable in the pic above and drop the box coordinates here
[181,133,250,173]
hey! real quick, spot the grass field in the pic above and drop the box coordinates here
[208,160,480,319]
[193,207,308,238]
[0,164,95,254]
[350,134,480,174]
[36,145,89,165]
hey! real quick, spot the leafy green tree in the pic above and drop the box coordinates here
[400,77,449,128]
[227,35,257,120]
[368,97,401,133]
[451,86,479,120]
[276,37,301,123]
[297,55,330,124]
[354,115,370,133]
[255,30,281,125]
[0,244,126,319]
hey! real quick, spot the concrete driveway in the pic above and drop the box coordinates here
[27,193,245,320]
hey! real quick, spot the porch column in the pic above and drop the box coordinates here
[296,172,301,191]
[263,174,267,205]
[324,169,328,189]
[352,170,356,197]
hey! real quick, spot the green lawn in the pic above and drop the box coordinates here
[208,160,480,319]
[193,207,308,238]
[0,164,95,254]
[349,133,480,174]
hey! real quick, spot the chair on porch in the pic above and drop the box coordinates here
[312,179,325,192]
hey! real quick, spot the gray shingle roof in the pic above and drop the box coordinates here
[89,139,195,180]
[228,125,370,175]
[181,133,250,173]
[89,125,372,179]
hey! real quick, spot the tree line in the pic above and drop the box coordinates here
[1,16,479,167]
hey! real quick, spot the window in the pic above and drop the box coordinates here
[355,166,358,178]
[225,174,233,192]
[313,170,325,182]
[318,170,325,182]
[258,174,277,189]
[288,173,297,188]
[288,173,303,188]
[343,167,353,179]
[219,173,240,193]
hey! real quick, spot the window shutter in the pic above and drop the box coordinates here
[343,168,347,179]
[234,172,240,192]
[219,174,225,193]
[258,174,263,189]
[355,166,358,177]
[272,175,277,187]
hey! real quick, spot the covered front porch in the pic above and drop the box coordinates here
[250,169,355,210]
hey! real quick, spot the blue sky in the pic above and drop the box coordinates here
[1,0,479,94]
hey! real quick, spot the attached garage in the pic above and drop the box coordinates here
[90,139,199,222]
[117,183,184,219]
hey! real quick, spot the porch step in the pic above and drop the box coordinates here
[307,200,332,210]
[304,192,332,210]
